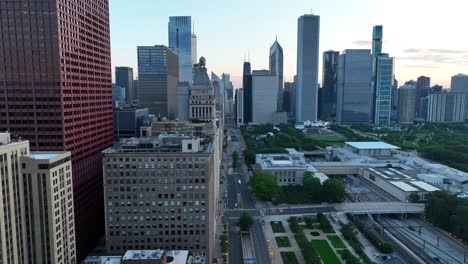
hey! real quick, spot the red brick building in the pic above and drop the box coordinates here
[0,0,113,259]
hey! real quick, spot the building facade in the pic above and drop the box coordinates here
[242,62,252,124]
[0,0,114,258]
[116,67,135,104]
[321,51,339,121]
[374,54,394,125]
[251,71,283,124]
[269,39,284,112]
[0,133,76,264]
[337,50,373,124]
[137,46,179,119]
[236,88,244,126]
[177,82,190,121]
[451,73,468,120]
[427,92,466,123]
[397,84,417,124]
[415,76,430,119]
[296,14,320,122]
[114,106,149,139]
[189,58,216,121]
[169,16,193,83]
[103,135,216,258]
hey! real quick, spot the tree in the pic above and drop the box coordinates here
[303,171,322,202]
[409,192,420,203]
[250,171,282,201]
[232,151,238,168]
[239,212,254,231]
[381,242,395,254]
[321,179,346,203]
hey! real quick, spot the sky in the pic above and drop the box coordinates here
[110,0,468,88]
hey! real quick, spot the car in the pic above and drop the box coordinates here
[234,203,238,208]
[238,180,241,184]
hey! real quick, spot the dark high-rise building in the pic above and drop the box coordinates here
[321,51,339,121]
[0,0,114,259]
[431,85,443,94]
[115,67,135,104]
[398,84,417,124]
[337,50,373,124]
[416,76,431,118]
[296,14,320,122]
[137,45,179,119]
[391,79,399,122]
[284,80,296,122]
[243,61,252,123]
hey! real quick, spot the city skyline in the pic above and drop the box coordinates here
[110,0,468,88]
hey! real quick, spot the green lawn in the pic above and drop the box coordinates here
[280,251,299,264]
[271,221,286,233]
[311,240,341,264]
[327,235,346,249]
[275,236,291,247]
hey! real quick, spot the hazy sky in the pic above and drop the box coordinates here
[110,0,468,88]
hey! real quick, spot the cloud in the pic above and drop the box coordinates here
[404,64,440,69]
[403,48,421,53]
[352,40,371,46]
[428,49,468,54]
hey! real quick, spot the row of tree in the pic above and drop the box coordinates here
[249,170,346,204]
[425,191,468,242]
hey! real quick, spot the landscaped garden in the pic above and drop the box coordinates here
[327,235,346,249]
[280,251,300,264]
[275,236,291,247]
[271,221,286,233]
[311,240,341,264]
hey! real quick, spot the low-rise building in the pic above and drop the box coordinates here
[255,149,328,185]
[344,141,400,158]
[83,250,189,264]
[103,134,217,259]
[114,106,149,139]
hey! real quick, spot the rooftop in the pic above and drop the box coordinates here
[82,256,122,264]
[29,152,64,160]
[122,250,165,260]
[366,167,440,193]
[345,141,400,150]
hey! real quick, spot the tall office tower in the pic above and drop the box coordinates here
[427,92,466,123]
[0,0,113,258]
[22,152,76,264]
[133,79,140,102]
[177,82,191,121]
[103,134,217,258]
[391,78,399,122]
[192,33,198,65]
[397,84,417,124]
[371,25,383,121]
[242,61,253,123]
[251,70,282,124]
[284,81,296,122]
[415,76,431,118]
[223,74,234,114]
[0,133,76,264]
[112,85,126,107]
[337,50,373,124]
[169,16,193,83]
[236,88,245,126]
[321,51,339,121]
[137,46,179,119]
[296,14,320,122]
[374,54,394,125]
[116,67,135,104]
[451,73,468,120]
[189,57,216,121]
[269,38,284,111]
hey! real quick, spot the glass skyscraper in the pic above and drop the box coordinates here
[374,54,394,125]
[296,14,320,122]
[337,50,373,124]
[169,16,193,83]
[269,39,284,111]
[321,50,339,121]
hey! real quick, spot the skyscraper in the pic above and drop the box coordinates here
[137,45,179,119]
[269,38,284,111]
[391,78,399,122]
[251,70,281,124]
[427,92,466,123]
[398,84,417,124]
[451,73,468,120]
[337,50,373,124]
[189,57,216,121]
[169,16,193,83]
[371,25,383,122]
[374,54,394,125]
[415,76,431,119]
[192,32,198,65]
[236,88,245,126]
[115,67,135,104]
[321,51,340,121]
[296,14,320,122]
[0,0,113,258]
[243,61,253,123]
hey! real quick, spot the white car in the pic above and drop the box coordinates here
[234,203,238,208]
[238,180,241,184]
